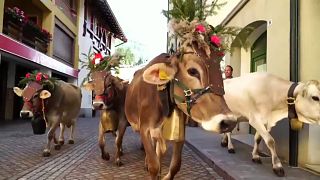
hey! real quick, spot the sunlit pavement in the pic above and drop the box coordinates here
[0,117,222,180]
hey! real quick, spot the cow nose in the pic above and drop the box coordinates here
[92,102,104,110]
[20,111,30,118]
[219,119,237,133]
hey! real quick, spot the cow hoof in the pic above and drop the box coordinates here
[68,140,74,144]
[252,158,262,164]
[115,160,123,167]
[58,140,64,146]
[228,149,235,153]
[221,141,228,147]
[43,151,51,157]
[102,153,110,161]
[273,167,285,177]
[54,144,61,150]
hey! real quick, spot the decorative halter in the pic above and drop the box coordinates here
[22,82,48,126]
[171,50,225,116]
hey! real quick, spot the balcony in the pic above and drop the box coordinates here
[2,7,51,54]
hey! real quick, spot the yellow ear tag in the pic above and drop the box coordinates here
[159,70,170,80]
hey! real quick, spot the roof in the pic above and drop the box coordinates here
[94,0,127,42]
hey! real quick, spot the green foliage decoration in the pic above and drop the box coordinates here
[162,0,249,59]
[18,71,58,91]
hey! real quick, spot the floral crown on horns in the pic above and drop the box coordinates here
[163,0,242,59]
[18,71,57,90]
[80,47,124,85]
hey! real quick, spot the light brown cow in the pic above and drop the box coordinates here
[83,71,129,166]
[13,80,82,157]
[125,47,237,179]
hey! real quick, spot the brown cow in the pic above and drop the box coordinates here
[83,71,129,166]
[125,46,237,179]
[13,80,82,157]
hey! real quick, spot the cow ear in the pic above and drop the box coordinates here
[112,77,125,90]
[40,90,51,99]
[13,87,23,97]
[143,63,177,85]
[82,81,94,91]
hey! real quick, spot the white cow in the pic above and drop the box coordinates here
[221,72,320,177]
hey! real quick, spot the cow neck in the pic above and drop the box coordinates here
[287,82,300,129]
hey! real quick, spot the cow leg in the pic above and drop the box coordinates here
[221,133,228,147]
[99,121,109,161]
[115,116,127,166]
[53,132,61,150]
[163,141,184,180]
[43,121,59,157]
[227,133,235,153]
[250,119,284,177]
[252,132,262,164]
[68,122,75,144]
[141,128,160,180]
[58,123,65,146]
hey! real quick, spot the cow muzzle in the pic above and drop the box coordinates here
[201,114,237,133]
[92,101,105,110]
[20,110,33,118]
[219,119,237,133]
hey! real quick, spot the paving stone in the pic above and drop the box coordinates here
[0,118,221,179]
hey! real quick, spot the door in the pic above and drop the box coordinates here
[249,32,267,134]
[0,61,8,121]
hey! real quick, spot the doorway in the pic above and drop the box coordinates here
[13,65,36,119]
[249,31,267,134]
[0,61,8,121]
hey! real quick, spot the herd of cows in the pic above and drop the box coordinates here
[12,47,320,179]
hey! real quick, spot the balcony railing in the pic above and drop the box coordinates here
[2,7,51,54]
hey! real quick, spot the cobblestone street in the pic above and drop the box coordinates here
[0,118,222,180]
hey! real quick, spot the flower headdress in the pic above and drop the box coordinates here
[163,0,242,59]
[18,71,57,90]
[80,47,124,85]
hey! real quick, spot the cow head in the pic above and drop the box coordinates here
[83,70,127,110]
[143,45,237,133]
[13,82,51,118]
[295,80,320,125]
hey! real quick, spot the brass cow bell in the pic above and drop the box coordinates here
[162,108,185,141]
[290,118,303,131]
[100,110,118,133]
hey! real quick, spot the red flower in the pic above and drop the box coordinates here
[195,24,206,33]
[36,72,42,81]
[210,35,221,47]
[25,73,31,78]
[92,53,103,65]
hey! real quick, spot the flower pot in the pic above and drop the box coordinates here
[31,117,46,135]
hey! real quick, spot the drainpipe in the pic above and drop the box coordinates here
[289,0,299,167]
[166,0,170,53]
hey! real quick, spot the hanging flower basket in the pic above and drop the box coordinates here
[4,7,26,25]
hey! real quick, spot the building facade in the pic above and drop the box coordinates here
[0,0,126,121]
[77,0,126,117]
[218,0,320,173]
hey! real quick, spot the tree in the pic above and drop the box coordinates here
[115,47,135,65]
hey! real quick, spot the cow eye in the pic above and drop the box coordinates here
[187,68,200,79]
[312,96,319,101]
